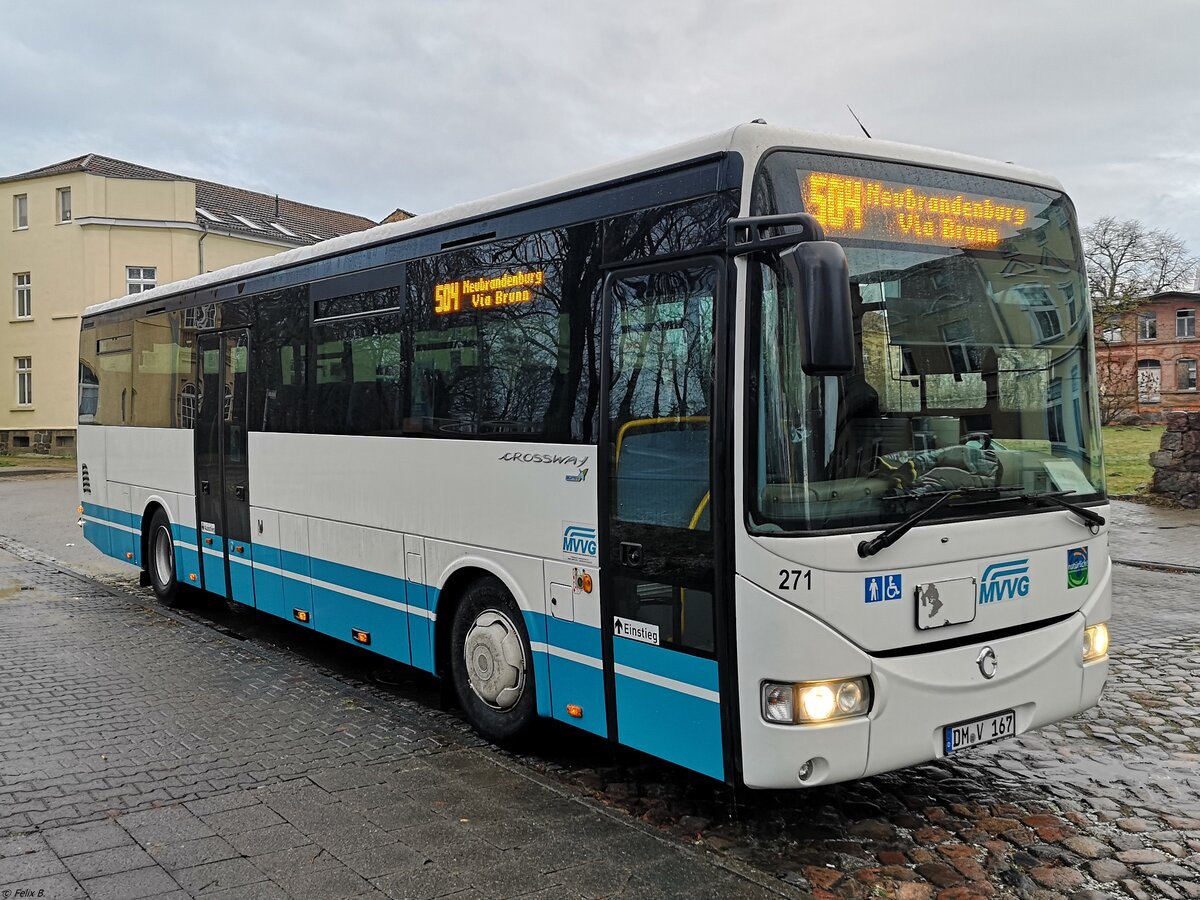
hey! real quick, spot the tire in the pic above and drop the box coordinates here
[450,577,537,747]
[147,509,181,607]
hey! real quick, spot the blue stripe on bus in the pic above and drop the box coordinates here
[522,611,554,718]
[80,501,719,756]
[614,667,724,780]
[82,503,138,566]
[613,638,722,779]
[171,523,202,585]
[407,582,434,674]
[308,556,409,607]
[613,638,720,693]
[82,502,138,529]
[201,533,228,597]
[546,617,607,737]
[311,581,412,665]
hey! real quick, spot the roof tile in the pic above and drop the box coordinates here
[0,153,378,246]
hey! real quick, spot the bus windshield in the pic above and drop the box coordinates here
[749,151,1103,533]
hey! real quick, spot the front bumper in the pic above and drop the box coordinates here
[735,568,1110,789]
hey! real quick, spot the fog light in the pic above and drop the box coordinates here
[1083,622,1109,662]
[761,683,794,723]
[761,677,871,724]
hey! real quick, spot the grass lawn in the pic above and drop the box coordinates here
[0,455,76,469]
[1102,425,1164,495]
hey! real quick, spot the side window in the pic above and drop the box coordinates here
[405,225,602,442]
[78,360,99,424]
[91,321,133,425]
[132,311,195,427]
[610,267,716,529]
[311,308,408,436]
[252,287,309,433]
[607,263,718,654]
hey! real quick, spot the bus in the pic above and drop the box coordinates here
[77,123,1110,788]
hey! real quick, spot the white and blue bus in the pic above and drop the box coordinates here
[78,123,1110,788]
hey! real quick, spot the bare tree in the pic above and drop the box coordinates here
[1083,216,1199,319]
[1095,352,1136,425]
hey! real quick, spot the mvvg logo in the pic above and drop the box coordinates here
[979,559,1030,604]
[562,524,598,560]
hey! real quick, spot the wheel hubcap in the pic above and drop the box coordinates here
[153,525,174,584]
[463,609,525,710]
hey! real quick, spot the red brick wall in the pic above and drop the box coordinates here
[1097,293,1200,414]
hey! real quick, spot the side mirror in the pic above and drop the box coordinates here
[779,240,855,375]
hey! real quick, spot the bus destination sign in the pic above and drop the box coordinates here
[801,171,1033,249]
[434,270,545,315]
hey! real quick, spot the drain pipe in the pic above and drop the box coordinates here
[197,221,209,274]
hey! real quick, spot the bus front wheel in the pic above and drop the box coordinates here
[450,577,536,746]
[147,509,180,607]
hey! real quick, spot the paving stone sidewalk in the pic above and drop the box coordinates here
[1109,499,1200,570]
[0,545,790,900]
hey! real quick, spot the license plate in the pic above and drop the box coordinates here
[943,710,1015,755]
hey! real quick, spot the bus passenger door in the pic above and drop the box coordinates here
[194,330,254,606]
[601,259,725,781]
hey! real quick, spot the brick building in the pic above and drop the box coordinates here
[1097,289,1200,418]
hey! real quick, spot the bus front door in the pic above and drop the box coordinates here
[601,259,725,781]
[194,330,255,606]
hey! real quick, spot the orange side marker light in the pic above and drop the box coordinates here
[566,704,583,719]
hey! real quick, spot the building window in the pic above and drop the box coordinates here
[1100,316,1123,344]
[1138,311,1157,340]
[1178,309,1196,338]
[14,273,31,319]
[13,194,27,229]
[127,266,156,294]
[183,303,217,330]
[15,357,32,406]
[179,383,198,428]
[1137,359,1161,403]
[57,187,72,223]
[1178,358,1198,392]
[1047,378,1065,443]
[1015,285,1062,343]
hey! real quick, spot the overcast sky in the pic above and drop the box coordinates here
[3,1,1198,273]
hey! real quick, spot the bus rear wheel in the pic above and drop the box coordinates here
[147,509,180,607]
[450,577,536,746]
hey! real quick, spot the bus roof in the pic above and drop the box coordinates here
[84,123,1065,318]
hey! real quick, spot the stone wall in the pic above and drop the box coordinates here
[0,428,76,456]
[1149,413,1200,506]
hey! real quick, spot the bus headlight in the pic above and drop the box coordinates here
[761,677,871,724]
[1083,622,1109,662]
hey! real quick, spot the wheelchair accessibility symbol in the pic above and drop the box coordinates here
[865,574,902,603]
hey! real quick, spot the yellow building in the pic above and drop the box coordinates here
[0,154,381,454]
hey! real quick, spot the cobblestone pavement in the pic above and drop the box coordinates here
[0,542,788,900]
[2,476,1200,899]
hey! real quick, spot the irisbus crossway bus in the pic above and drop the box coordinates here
[77,123,1109,788]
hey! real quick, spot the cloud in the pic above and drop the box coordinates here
[1,0,1197,253]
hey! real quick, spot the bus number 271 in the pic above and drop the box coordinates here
[779,569,812,591]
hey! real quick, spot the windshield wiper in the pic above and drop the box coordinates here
[927,487,1106,530]
[1026,491,1106,529]
[858,492,955,558]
